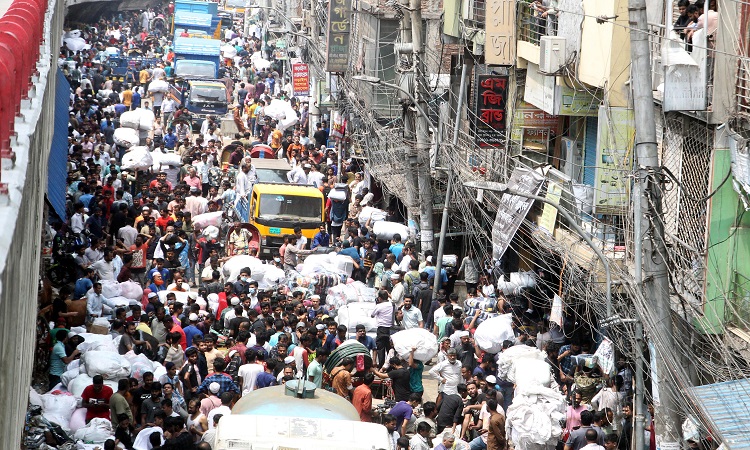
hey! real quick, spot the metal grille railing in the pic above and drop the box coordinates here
[648,22,666,89]
[658,112,714,312]
[516,1,555,46]
[737,58,750,116]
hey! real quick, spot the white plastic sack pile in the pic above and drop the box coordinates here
[326,281,377,310]
[299,253,348,277]
[83,351,131,380]
[67,374,119,397]
[41,393,78,431]
[75,333,118,354]
[119,280,144,300]
[496,344,546,382]
[91,317,111,331]
[263,99,299,131]
[222,254,263,281]
[121,146,153,170]
[510,357,553,388]
[113,127,140,148]
[506,384,566,449]
[123,351,157,382]
[373,221,410,241]
[473,313,514,354]
[74,418,115,444]
[149,79,169,93]
[193,211,224,231]
[391,328,439,362]
[249,264,286,290]
[336,302,378,336]
[358,207,387,226]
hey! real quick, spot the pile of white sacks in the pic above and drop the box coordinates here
[498,345,566,450]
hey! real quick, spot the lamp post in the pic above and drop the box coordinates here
[462,180,613,320]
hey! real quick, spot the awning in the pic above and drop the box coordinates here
[47,69,70,221]
[688,378,750,450]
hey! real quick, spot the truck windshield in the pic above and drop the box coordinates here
[258,194,322,221]
[189,86,226,103]
[175,60,216,79]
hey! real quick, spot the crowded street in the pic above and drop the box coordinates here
[12,0,745,449]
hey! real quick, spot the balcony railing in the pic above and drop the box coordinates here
[516,1,556,46]
[738,58,750,116]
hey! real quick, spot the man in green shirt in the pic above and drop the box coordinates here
[306,347,329,388]
[49,330,80,390]
[110,379,134,426]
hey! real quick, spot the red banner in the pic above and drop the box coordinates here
[292,63,310,97]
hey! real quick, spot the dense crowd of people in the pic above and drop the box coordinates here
[32,3,654,450]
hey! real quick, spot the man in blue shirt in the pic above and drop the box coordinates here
[74,268,95,299]
[355,324,377,362]
[311,225,330,250]
[389,234,405,260]
[338,240,361,265]
[163,128,177,149]
[183,313,204,347]
[388,393,422,437]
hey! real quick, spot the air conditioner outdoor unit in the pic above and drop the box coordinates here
[539,36,567,73]
[560,137,583,182]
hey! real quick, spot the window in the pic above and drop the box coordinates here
[258,194,322,221]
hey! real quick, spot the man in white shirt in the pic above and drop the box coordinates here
[71,204,86,234]
[86,282,106,323]
[287,163,310,185]
[118,221,139,248]
[371,290,395,367]
[235,162,257,198]
[428,348,462,395]
[90,249,117,281]
[390,273,405,308]
[237,349,265,395]
[401,296,424,329]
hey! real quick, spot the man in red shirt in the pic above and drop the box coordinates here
[164,315,187,350]
[82,375,114,423]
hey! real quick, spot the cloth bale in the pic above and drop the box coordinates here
[121,146,153,170]
[391,328,439,362]
[41,392,78,431]
[372,221,410,241]
[82,351,131,380]
[474,313,514,354]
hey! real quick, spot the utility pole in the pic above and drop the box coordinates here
[628,0,682,447]
[396,0,421,235]
[410,0,434,251]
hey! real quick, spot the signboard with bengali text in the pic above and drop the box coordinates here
[292,63,310,96]
[473,74,509,147]
[325,0,351,73]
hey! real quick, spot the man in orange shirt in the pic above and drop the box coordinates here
[352,372,374,422]
[270,125,283,155]
[329,357,355,400]
[122,85,134,110]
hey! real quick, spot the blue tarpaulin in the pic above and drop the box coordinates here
[47,69,71,221]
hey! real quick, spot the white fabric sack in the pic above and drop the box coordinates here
[64,30,82,38]
[202,225,220,240]
[156,151,182,167]
[41,393,78,431]
[373,221,410,241]
[119,281,144,300]
[83,351,131,380]
[258,265,286,290]
[120,110,141,130]
[391,328,439,362]
[61,368,80,387]
[510,358,553,387]
[104,296,135,310]
[99,280,121,298]
[149,79,169,93]
[76,333,117,354]
[221,44,237,58]
[474,313,514,354]
[137,108,155,131]
[64,37,90,52]
[193,211,224,231]
[92,317,111,331]
[121,146,153,170]
[66,359,81,372]
[328,188,347,201]
[74,418,115,443]
[358,207,387,226]
[157,290,190,305]
[336,302,378,335]
[113,127,140,148]
[29,387,44,406]
[67,374,121,398]
[497,344,546,382]
[221,254,263,281]
[442,254,458,267]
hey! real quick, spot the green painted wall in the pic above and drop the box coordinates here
[700,140,750,334]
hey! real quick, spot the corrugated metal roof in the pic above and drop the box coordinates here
[47,69,70,221]
[688,378,750,450]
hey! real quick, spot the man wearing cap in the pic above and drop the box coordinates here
[199,382,222,417]
[390,272,405,308]
[184,313,204,348]
[287,162,310,185]
[185,185,208,217]
[197,358,240,396]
